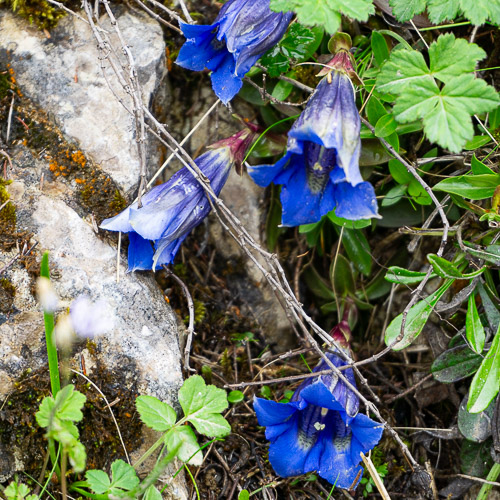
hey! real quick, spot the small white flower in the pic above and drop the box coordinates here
[70,295,114,338]
[36,277,59,313]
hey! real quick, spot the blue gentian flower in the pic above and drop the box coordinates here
[248,67,379,226]
[100,127,256,271]
[176,0,293,104]
[254,322,383,489]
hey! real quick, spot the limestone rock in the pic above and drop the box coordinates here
[0,7,166,194]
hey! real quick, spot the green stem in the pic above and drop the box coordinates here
[184,464,200,500]
[40,252,61,396]
[476,462,500,500]
[132,432,167,470]
[47,439,61,478]
[69,486,109,500]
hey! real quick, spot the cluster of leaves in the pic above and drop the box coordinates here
[270,0,500,32]
[4,376,230,499]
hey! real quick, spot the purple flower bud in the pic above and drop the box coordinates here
[176,0,293,104]
[248,71,379,226]
[254,323,383,489]
[100,127,256,271]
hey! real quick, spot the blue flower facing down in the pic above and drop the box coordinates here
[254,322,383,489]
[248,68,379,226]
[100,127,256,271]
[176,0,292,104]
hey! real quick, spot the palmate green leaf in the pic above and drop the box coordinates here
[86,460,139,496]
[164,426,203,466]
[393,75,499,152]
[35,385,86,428]
[270,0,374,33]
[460,0,500,26]
[388,0,426,22]
[427,0,460,23]
[468,325,500,413]
[136,395,177,432]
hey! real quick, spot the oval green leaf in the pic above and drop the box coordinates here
[432,345,483,383]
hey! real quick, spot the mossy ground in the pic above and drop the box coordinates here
[0,351,142,488]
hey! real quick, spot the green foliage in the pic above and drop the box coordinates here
[260,24,324,77]
[4,481,39,500]
[270,0,374,33]
[35,384,87,473]
[376,34,499,152]
[136,395,177,432]
[388,0,500,25]
[86,460,139,496]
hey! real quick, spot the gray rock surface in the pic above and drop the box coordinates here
[0,9,186,498]
[0,7,166,194]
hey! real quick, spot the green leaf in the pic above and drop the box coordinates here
[86,470,111,495]
[408,179,432,205]
[393,76,499,153]
[433,174,500,200]
[468,325,500,413]
[330,254,355,297]
[377,35,498,152]
[460,439,494,477]
[327,211,372,229]
[389,159,413,185]
[464,135,491,150]
[460,0,500,25]
[68,440,86,474]
[136,395,177,432]
[338,227,372,276]
[463,242,500,265]
[385,280,453,350]
[375,114,397,138]
[270,0,374,33]
[432,345,483,383]
[385,266,433,285]
[466,294,486,354]
[35,385,86,428]
[428,33,486,83]
[228,390,245,404]
[371,31,390,66]
[426,0,461,24]
[4,482,33,500]
[458,395,495,442]
[478,282,500,331]
[188,412,231,438]
[165,426,203,465]
[366,96,387,126]
[109,460,140,495]
[427,254,463,279]
[178,375,230,438]
[238,491,250,500]
[382,184,407,207]
[144,486,163,500]
[471,155,495,175]
[388,0,426,21]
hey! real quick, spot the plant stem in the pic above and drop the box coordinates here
[184,464,200,500]
[476,463,500,500]
[40,252,61,395]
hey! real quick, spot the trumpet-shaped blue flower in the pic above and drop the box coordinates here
[248,69,379,226]
[176,0,292,104]
[100,128,256,271]
[254,322,383,489]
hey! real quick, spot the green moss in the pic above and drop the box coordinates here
[0,179,16,236]
[0,0,66,29]
[0,277,16,313]
[0,70,11,100]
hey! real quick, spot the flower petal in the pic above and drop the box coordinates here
[127,231,154,272]
[253,397,300,426]
[334,181,379,220]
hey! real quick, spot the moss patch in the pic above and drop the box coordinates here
[0,355,142,488]
[0,277,15,313]
[0,0,66,30]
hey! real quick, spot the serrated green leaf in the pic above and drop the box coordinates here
[144,486,163,500]
[86,470,111,495]
[460,0,500,25]
[432,345,483,383]
[5,482,31,500]
[466,294,486,354]
[55,385,86,422]
[388,0,426,22]
[188,412,231,438]
[109,459,140,495]
[434,174,500,199]
[468,325,500,413]
[427,0,461,23]
[165,426,203,465]
[428,34,485,83]
[136,395,177,432]
[270,0,374,33]
[394,75,499,152]
[385,280,453,350]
